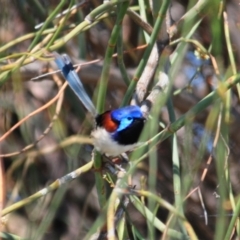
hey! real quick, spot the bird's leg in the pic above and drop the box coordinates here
[102,154,126,173]
[119,152,129,163]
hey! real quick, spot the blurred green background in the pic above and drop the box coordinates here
[1,0,240,239]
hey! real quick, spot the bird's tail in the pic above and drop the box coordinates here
[54,52,97,117]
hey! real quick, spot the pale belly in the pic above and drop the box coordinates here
[91,127,138,157]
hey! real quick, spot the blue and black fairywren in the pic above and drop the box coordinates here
[54,53,145,157]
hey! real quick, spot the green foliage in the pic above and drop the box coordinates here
[1,0,240,239]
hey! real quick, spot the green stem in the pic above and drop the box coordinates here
[96,1,129,112]
[0,0,67,86]
[117,28,130,86]
[224,197,240,240]
[0,232,26,240]
[94,1,129,209]
[0,1,124,85]
[28,0,67,51]
[167,99,182,212]
[1,161,93,216]
[46,0,75,49]
[136,74,240,160]
[122,0,170,105]
[130,195,187,239]
[167,96,188,235]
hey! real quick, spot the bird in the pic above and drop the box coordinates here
[54,52,145,157]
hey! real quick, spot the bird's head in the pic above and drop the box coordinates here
[95,105,145,145]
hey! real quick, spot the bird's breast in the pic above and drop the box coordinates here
[91,127,138,157]
[95,111,118,132]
